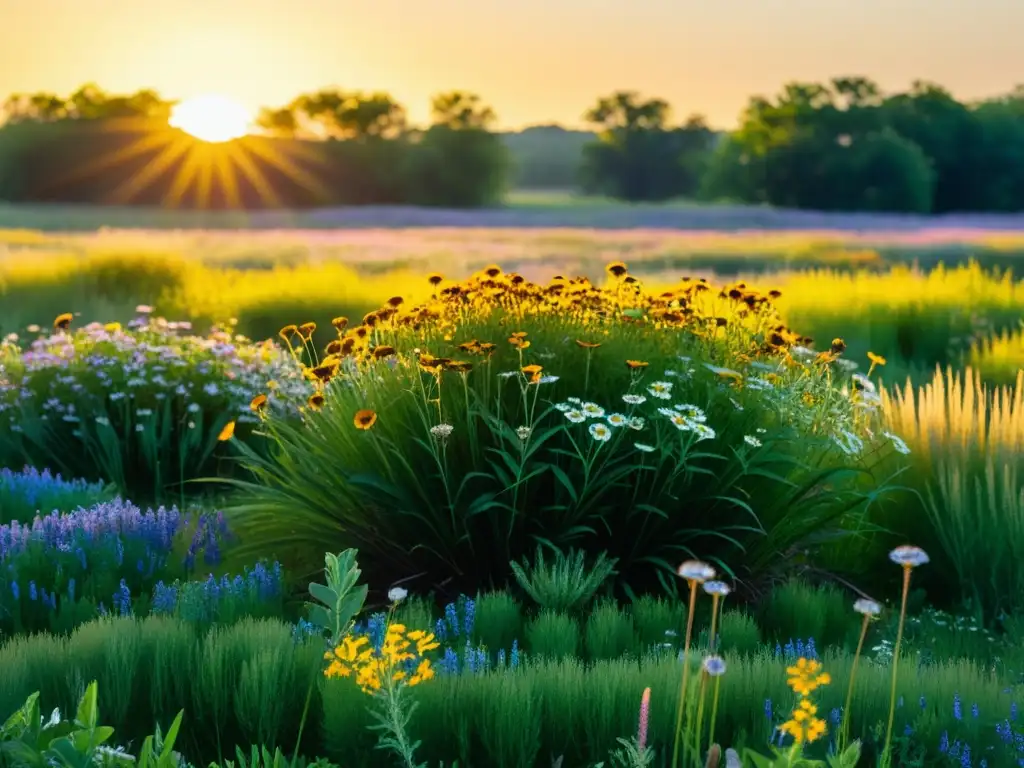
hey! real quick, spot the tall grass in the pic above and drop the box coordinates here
[882,367,1024,619]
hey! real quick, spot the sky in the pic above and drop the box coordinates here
[1,0,1022,131]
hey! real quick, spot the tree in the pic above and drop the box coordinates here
[404,92,508,207]
[290,89,406,139]
[580,91,713,201]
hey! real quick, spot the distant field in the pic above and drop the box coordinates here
[4,196,1024,232]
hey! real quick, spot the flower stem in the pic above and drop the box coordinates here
[881,566,912,768]
[707,675,722,750]
[839,614,870,752]
[671,579,699,768]
[693,671,709,766]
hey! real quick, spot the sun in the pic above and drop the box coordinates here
[169,94,252,143]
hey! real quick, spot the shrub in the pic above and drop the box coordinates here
[0,314,310,500]
[510,545,616,613]
[227,264,905,596]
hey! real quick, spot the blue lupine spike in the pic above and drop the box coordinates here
[972,702,979,718]
[510,639,519,669]
[445,602,459,637]
[774,642,782,658]
[765,699,773,722]
[498,648,506,668]
[434,617,447,643]
[954,693,963,720]
[10,581,19,600]
[29,581,37,601]
[920,695,926,709]
[463,597,476,638]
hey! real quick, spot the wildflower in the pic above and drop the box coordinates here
[388,587,408,603]
[622,394,646,405]
[668,413,692,431]
[606,261,629,277]
[372,345,396,359]
[851,373,877,392]
[217,421,236,441]
[565,409,586,424]
[692,423,716,441]
[354,409,378,431]
[521,364,543,377]
[607,413,628,427]
[427,273,444,286]
[743,435,762,447]
[674,404,706,422]
[628,416,645,430]
[298,322,317,339]
[582,402,605,418]
[702,656,727,676]
[889,545,930,568]
[430,424,454,439]
[830,338,846,355]
[635,443,655,453]
[854,598,882,616]
[53,313,73,331]
[589,422,612,442]
[554,402,572,412]
[677,560,715,583]
[703,581,731,597]
[637,687,651,752]
[786,657,831,696]
[883,431,911,455]
[250,394,268,412]
[575,340,601,349]
[307,393,326,411]
[868,351,886,366]
[627,360,649,369]
[648,381,673,399]
[516,426,532,441]
[331,316,349,330]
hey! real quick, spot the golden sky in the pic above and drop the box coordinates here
[1,0,1022,130]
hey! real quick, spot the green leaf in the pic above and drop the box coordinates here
[74,683,98,731]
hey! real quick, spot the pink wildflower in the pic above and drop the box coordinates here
[638,687,652,751]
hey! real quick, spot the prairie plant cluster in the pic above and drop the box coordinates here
[0,250,1022,767]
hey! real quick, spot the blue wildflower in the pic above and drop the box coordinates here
[445,602,459,637]
[510,639,520,669]
[67,578,75,602]
[10,581,18,600]
[463,597,476,638]
[29,581,37,601]
[939,731,949,754]
[954,692,963,721]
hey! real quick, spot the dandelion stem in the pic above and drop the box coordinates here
[707,675,721,750]
[671,578,699,768]
[840,613,870,752]
[693,670,709,766]
[881,566,912,768]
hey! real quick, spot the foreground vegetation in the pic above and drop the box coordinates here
[1,254,1023,765]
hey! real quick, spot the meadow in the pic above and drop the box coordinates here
[1,212,1023,767]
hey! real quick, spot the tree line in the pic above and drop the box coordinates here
[2,78,1023,212]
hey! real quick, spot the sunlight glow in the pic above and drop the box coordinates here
[169,94,252,143]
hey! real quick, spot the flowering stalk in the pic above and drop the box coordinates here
[638,687,651,753]
[672,561,715,768]
[840,598,879,752]
[881,546,928,768]
[693,670,709,765]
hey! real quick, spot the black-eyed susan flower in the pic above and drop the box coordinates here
[331,316,349,331]
[427,273,444,286]
[325,339,344,356]
[217,421,236,441]
[830,338,846,355]
[606,261,628,277]
[353,409,377,430]
[250,394,268,413]
[308,393,326,411]
[445,360,473,374]
[575,339,601,349]
[372,345,396,359]
[298,322,317,339]
[53,313,73,331]
[387,296,404,308]
[521,364,543,377]
[483,265,502,278]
